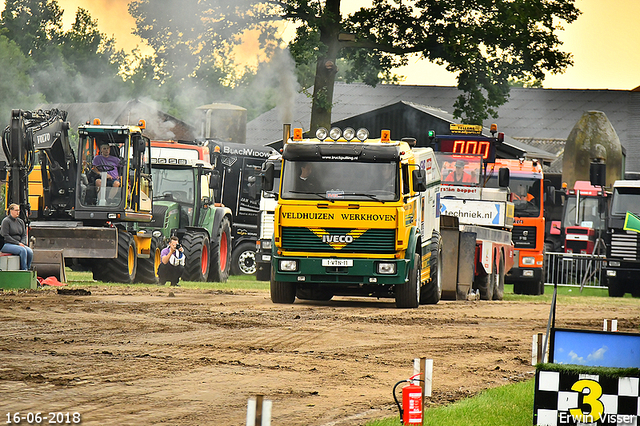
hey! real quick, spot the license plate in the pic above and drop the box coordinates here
[322,259,353,267]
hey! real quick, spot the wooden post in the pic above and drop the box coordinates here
[247,395,272,426]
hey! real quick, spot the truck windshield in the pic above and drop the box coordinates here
[486,176,541,218]
[280,160,398,201]
[611,187,640,216]
[563,196,606,230]
[152,168,195,204]
[435,153,481,186]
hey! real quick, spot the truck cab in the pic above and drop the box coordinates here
[264,126,442,308]
[605,180,640,297]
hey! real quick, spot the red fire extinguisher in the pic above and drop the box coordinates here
[393,373,423,425]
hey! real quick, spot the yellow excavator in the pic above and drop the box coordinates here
[1,109,156,283]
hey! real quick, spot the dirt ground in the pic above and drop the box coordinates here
[1,286,638,426]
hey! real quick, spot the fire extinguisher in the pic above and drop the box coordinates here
[393,373,423,425]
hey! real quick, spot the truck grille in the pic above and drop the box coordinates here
[260,212,274,240]
[512,226,537,249]
[610,232,639,261]
[281,227,395,253]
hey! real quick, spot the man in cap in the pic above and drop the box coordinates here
[444,159,473,184]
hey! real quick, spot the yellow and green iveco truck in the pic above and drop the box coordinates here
[261,126,442,308]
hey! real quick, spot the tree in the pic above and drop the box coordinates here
[288,0,580,128]
[0,35,44,119]
[129,0,579,130]
[0,0,63,59]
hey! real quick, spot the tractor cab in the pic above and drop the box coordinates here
[74,120,152,223]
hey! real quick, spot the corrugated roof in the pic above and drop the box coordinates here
[248,83,640,171]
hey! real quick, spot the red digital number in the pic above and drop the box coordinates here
[452,140,491,160]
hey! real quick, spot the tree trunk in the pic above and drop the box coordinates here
[309,0,341,134]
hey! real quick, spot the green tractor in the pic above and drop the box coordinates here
[142,141,233,282]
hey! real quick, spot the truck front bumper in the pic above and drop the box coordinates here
[506,266,543,283]
[272,255,410,285]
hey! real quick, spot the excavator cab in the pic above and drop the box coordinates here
[74,122,153,223]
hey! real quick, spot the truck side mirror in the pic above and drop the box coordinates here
[498,167,509,187]
[209,170,220,190]
[0,161,6,181]
[261,162,274,192]
[412,169,427,192]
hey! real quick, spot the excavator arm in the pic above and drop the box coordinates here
[1,109,75,221]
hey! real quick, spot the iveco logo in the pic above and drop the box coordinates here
[322,235,354,243]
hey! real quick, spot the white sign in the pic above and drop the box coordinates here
[440,199,504,227]
[321,259,353,267]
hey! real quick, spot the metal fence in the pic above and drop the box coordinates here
[544,252,606,288]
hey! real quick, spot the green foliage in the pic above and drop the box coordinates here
[0,35,44,117]
[0,0,131,106]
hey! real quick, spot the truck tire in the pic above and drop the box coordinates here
[420,244,441,305]
[208,216,232,282]
[476,263,494,301]
[396,253,421,308]
[93,230,137,284]
[607,276,625,297]
[230,242,256,275]
[492,254,505,301]
[135,235,162,284]
[182,232,210,282]
[270,269,296,304]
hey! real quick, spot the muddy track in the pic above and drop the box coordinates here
[1,287,638,425]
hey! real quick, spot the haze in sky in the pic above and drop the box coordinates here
[28,0,640,91]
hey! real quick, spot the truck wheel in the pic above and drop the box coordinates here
[231,242,256,275]
[476,264,494,301]
[420,243,441,304]
[492,254,505,300]
[208,216,232,282]
[607,276,625,297]
[270,269,296,303]
[396,253,421,308]
[182,232,210,282]
[135,236,162,284]
[93,230,137,284]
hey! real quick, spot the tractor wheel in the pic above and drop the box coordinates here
[208,216,232,282]
[230,242,257,275]
[135,235,163,284]
[93,230,137,284]
[181,232,210,282]
[396,253,421,308]
[270,268,296,304]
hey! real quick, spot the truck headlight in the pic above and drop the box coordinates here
[261,240,272,250]
[377,262,396,274]
[607,270,617,277]
[279,259,298,272]
[522,257,535,265]
[609,261,620,267]
[523,270,534,277]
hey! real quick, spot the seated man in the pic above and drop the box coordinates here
[92,143,121,200]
